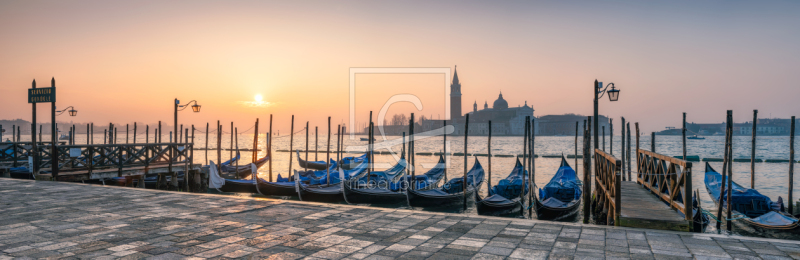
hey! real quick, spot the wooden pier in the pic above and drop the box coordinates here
[594,148,693,232]
[0,142,202,190]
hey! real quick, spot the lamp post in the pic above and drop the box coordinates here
[593,80,620,150]
[174,99,201,143]
[56,106,78,117]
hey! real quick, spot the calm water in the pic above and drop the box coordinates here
[28,132,800,237]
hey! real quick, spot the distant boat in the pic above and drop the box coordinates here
[59,133,70,140]
[687,135,705,140]
[360,138,375,141]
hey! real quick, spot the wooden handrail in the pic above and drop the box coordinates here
[594,149,621,226]
[636,148,693,224]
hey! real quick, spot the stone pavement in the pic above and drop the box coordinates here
[1,178,799,260]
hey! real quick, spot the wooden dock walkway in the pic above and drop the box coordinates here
[594,149,694,232]
[619,182,690,231]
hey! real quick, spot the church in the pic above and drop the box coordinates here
[447,67,536,136]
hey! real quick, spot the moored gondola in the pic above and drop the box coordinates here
[296,150,329,170]
[534,156,582,220]
[407,158,485,209]
[476,158,526,216]
[704,162,800,239]
[295,155,371,202]
[342,155,408,205]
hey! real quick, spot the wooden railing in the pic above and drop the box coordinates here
[636,149,692,222]
[594,149,621,225]
[47,143,193,174]
[0,142,64,166]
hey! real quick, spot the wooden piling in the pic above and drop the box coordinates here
[230,122,234,163]
[463,113,470,211]
[443,120,447,182]
[289,115,295,177]
[648,132,654,154]
[315,126,319,161]
[621,117,626,181]
[575,121,579,172]
[683,113,687,160]
[602,126,606,151]
[522,118,528,215]
[269,115,273,182]
[326,117,331,186]
[583,116,592,224]
[205,123,209,165]
[91,123,94,144]
[133,123,137,144]
[235,127,240,177]
[253,119,259,164]
[410,113,415,181]
[751,110,758,189]
[522,116,528,189]
[727,111,734,232]
[369,111,373,176]
[305,121,310,170]
[40,125,43,143]
[158,121,162,143]
[716,111,731,231]
[407,118,412,182]
[216,120,221,173]
[530,117,536,218]
[487,121,492,195]
[627,122,632,181]
[610,119,613,155]
[103,129,107,144]
[790,116,795,214]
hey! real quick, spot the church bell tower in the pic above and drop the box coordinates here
[450,66,462,120]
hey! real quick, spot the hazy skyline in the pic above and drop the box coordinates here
[2,1,799,134]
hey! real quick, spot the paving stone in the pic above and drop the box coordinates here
[4,178,800,260]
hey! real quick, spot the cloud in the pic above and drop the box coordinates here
[237,101,275,108]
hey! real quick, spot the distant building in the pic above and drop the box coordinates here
[446,66,535,136]
[656,118,800,136]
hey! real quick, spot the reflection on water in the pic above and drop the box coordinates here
[42,133,800,237]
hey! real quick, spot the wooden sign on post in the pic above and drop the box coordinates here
[28,87,56,103]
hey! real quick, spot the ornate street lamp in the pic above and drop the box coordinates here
[175,99,201,143]
[56,106,78,117]
[593,80,621,150]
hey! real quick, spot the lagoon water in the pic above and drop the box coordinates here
[31,131,800,236]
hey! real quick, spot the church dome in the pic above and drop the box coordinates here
[493,93,508,110]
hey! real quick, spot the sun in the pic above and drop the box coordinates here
[254,94,263,102]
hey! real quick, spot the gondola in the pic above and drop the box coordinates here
[248,153,366,197]
[397,155,447,190]
[534,156,582,220]
[407,158,485,209]
[296,150,330,170]
[704,162,800,239]
[295,156,371,202]
[476,158,527,216]
[220,151,269,179]
[341,155,409,205]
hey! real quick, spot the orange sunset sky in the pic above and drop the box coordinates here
[1,1,799,133]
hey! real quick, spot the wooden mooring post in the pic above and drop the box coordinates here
[627,122,632,181]
[575,121,579,173]
[529,117,536,218]
[751,110,758,189]
[269,114,273,182]
[487,121,492,198]
[789,116,795,215]
[683,113,687,160]
[443,120,447,182]
[583,116,592,224]
[621,117,626,181]
[288,115,295,177]
[463,113,470,211]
